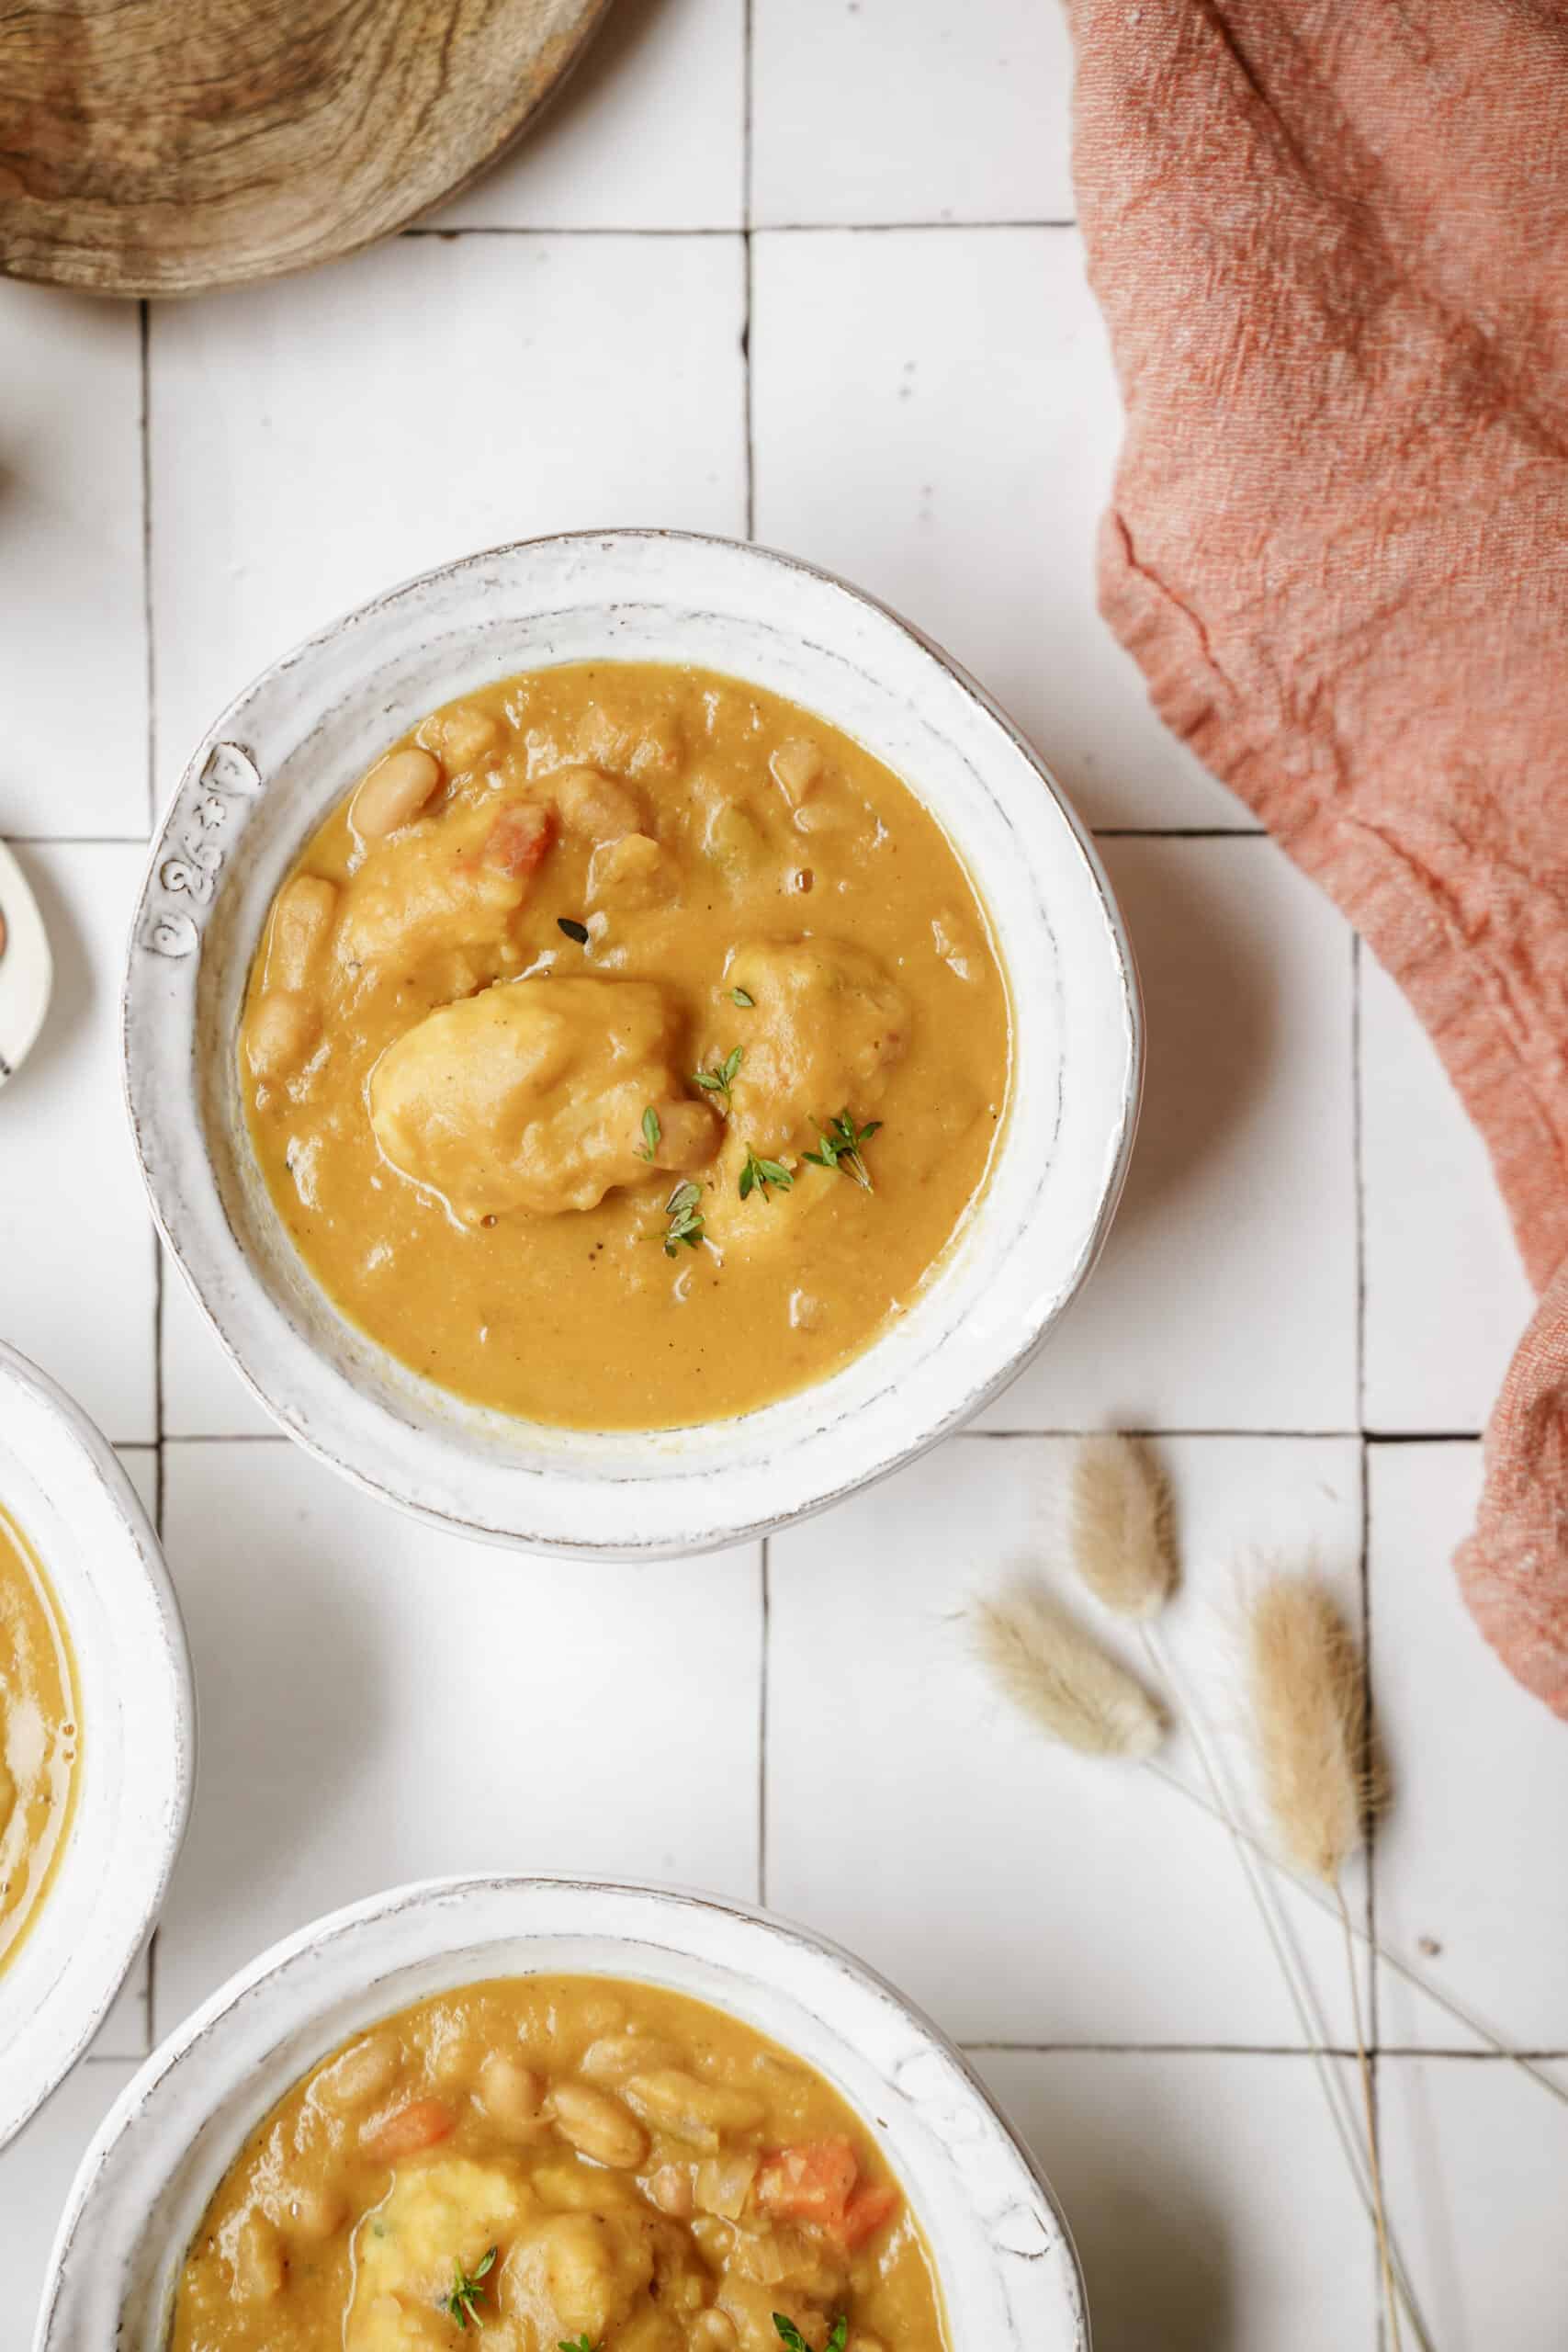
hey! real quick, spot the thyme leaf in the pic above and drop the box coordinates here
[637,1105,661,1162]
[739,1147,794,1204]
[663,1180,706,1258]
[802,1108,882,1192]
[441,2247,497,2330]
[692,1044,744,1116]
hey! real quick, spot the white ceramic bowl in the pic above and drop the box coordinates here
[0,1344,195,2146]
[37,1875,1088,2352]
[123,530,1140,1556]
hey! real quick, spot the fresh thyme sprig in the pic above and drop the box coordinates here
[739,1146,793,1203]
[441,2247,496,2330]
[802,1108,882,1192]
[691,1044,743,1116]
[663,1181,706,1257]
[558,2338,601,2352]
[773,2320,847,2352]
[637,1105,661,1163]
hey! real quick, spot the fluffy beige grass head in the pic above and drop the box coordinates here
[1069,1433,1176,1620]
[972,1578,1167,1759]
[1245,1573,1371,1884]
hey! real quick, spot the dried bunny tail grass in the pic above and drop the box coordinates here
[1245,1572,1373,1885]
[1069,1433,1176,1620]
[972,1579,1167,1759]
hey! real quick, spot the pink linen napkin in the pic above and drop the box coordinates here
[1065,0,1568,1715]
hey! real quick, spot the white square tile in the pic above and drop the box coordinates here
[769,1433,1370,2045]
[1380,2054,1568,2352]
[0,845,155,1442]
[160,1261,273,1439]
[151,232,747,791]
[751,0,1074,227]
[1370,1442,1568,2050]
[973,2050,1378,2352]
[0,286,146,842]
[0,2057,141,2352]
[154,1441,761,2034]
[977,838,1358,1432]
[433,0,743,229]
[750,227,1243,830]
[1360,954,1533,1433]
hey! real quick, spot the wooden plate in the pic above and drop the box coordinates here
[0,0,615,298]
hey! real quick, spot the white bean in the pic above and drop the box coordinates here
[551,2078,648,2168]
[353,746,441,839]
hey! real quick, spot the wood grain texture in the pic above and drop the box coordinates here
[0,0,615,297]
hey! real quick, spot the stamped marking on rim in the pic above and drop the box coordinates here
[145,742,262,957]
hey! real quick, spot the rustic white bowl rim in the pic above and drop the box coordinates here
[122,529,1141,1557]
[36,1873,1089,2352]
[0,1343,195,2148]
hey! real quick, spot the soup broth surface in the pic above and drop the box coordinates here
[239,662,1010,1429]
[170,1973,948,2352]
[0,1505,80,1973]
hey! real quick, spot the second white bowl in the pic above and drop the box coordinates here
[0,1344,195,2146]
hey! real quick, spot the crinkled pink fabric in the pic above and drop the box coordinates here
[1065,0,1568,1715]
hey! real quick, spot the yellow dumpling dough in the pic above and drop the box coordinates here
[368,978,717,1224]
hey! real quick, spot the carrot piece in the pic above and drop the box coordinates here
[755,2136,859,2228]
[360,2097,454,2163]
[484,803,556,878]
[837,2182,900,2251]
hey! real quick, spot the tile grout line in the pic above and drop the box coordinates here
[140,300,158,837]
[741,0,755,542]
[959,2040,1568,2058]
[1351,928,1388,2352]
[142,290,164,2064]
[398,218,1081,239]
[148,1425,1489,1445]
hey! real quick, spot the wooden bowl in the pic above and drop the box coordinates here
[0,0,615,298]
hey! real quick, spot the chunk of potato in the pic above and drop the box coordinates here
[587,831,675,912]
[550,763,648,842]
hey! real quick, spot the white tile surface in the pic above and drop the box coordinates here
[150,232,747,794]
[978,838,1359,1431]
[2,6,1560,2336]
[160,1261,273,1439]
[1370,1442,1568,2051]
[1380,2055,1568,2352]
[154,1440,761,2032]
[769,1432,1370,2045]
[974,2049,1379,2352]
[0,2059,141,2351]
[434,0,744,229]
[0,844,155,1442]
[751,227,1242,830]
[751,0,1075,227]
[1360,953,1533,1433]
[0,286,146,842]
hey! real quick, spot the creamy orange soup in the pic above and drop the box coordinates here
[0,1506,79,1973]
[239,662,1010,1430]
[171,1975,947,2352]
